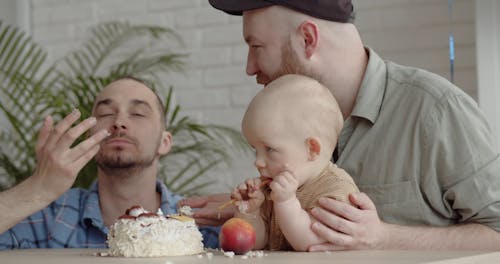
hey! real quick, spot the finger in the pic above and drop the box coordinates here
[310,207,353,235]
[270,175,283,186]
[281,172,298,186]
[45,109,81,150]
[269,180,286,192]
[72,144,100,171]
[67,129,109,162]
[177,196,208,208]
[195,218,226,226]
[193,207,235,220]
[35,116,53,155]
[244,178,258,192]
[245,177,258,185]
[281,163,292,172]
[311,221,353,247]
[349,192,376,211]
[308,243,347,252]
[231,189,243,201]
[249,178,261,191]
[206,193,230,203]
[248,188,264,200]
[280,170,293,179]
[57,116,98,151]
[238,182,248,191]
[318,197,360,222]
[269,181,279,191]
[236,183,249,197]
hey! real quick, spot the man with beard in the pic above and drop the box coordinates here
[180,0,500,250]
[0,77,218,249]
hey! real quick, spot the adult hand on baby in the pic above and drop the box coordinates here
[231,177,266,214]
[308,192,388,251]
[269,170,299,203]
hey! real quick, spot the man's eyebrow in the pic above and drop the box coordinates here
[94,99,153,110]
[131,99,153,111]
[95,98,112,109]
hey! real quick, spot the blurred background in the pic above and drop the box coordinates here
[0,0,499,194]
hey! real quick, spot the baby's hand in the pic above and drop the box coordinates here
[269,170,299,203]
[231,177,265,213]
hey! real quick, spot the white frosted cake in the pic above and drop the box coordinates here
[107,205,204,257]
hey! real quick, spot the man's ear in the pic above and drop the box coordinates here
[306,137,321,161]
[298,20,319,59]
[158,131,172,155]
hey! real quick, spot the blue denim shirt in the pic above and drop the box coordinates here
[0,180,219,249]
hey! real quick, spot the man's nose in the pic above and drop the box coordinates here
[112,123,127,131]
[111,116,127,132]
[246,49,258,76]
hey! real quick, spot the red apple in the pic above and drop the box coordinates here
[219,217,256,254]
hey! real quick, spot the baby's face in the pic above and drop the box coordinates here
[242,110,311,185]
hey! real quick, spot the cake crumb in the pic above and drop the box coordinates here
[244,250,265,258]
[95,251,109,257]
[236,201,249,213]
[178,205,193,216]
[223,251,235,258]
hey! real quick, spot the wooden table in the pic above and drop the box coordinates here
[1,248,499,264]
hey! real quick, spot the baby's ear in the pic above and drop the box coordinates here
[306,137,321,161]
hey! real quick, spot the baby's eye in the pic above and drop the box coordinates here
[265,146,275,153]
[131,113,145,117]
[98,113,113,118]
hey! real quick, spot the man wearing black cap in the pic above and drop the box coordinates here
[181,0,500,250]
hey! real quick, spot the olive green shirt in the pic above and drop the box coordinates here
[336,48,500,231]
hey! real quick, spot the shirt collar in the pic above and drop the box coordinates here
[350,47,387,124]
[81,180,171,231]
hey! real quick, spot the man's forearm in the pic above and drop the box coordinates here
[382,222,500,250]
[0,177,56,233]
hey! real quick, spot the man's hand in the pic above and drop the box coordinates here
[0,110,108,233]
[178,193,235,226]
[32,110,109,200]
[308,192,388,251]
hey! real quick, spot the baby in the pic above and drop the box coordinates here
[232,74,359,251]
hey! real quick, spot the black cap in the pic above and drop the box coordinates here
[208,0,354,23]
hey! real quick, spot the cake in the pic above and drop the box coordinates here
[107,205,204,257]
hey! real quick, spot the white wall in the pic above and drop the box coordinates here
[476,0,500,151]
[3,0,477,193]
[0,0,30,33]
[355,0,476,97]
[0,0,31,130]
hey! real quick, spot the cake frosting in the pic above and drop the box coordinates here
[107,205,204,257]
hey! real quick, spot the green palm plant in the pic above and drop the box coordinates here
[0,21,249,195]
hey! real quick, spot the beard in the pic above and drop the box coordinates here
[95,132,160,177]
[257,39,323,85]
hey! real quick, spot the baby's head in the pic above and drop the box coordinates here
[242,74,343,185]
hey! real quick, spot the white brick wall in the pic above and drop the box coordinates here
[27,0,476,193]
[355,0,476,96]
